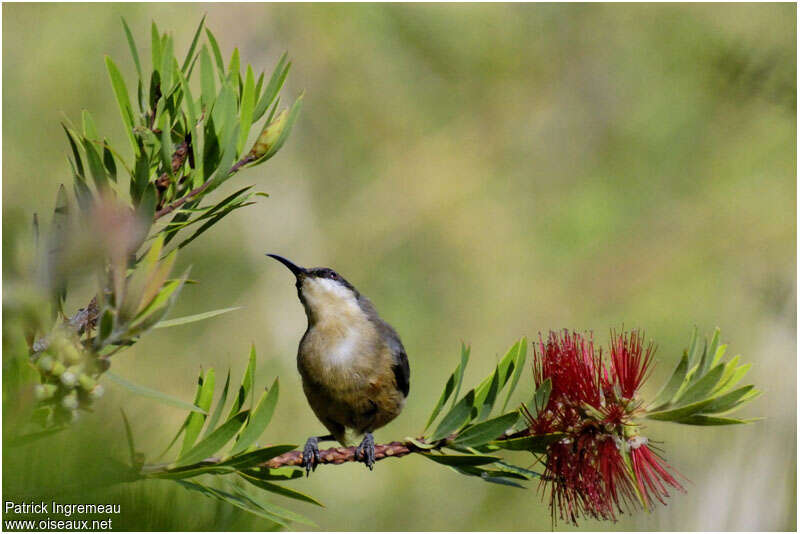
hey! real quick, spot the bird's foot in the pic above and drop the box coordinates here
[302,436,321,476]
[356,432,376,470]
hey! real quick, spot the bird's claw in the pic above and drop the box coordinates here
[302,436,321,476]
[356,432,376,470]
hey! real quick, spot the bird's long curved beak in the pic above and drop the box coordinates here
[266,253,307,277]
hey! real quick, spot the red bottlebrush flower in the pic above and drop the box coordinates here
[526,329,683,525]
[609,330,655,399]
[629,438,685,509]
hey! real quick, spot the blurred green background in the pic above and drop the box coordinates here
[3,2,795,531]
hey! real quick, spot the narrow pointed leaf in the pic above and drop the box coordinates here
[201,370,231,439]
[490,433,565,453]
[155,307,242,328]
[231,378,280,454]
[221,444,296,469]
[180,369,216,456]
[181,14,206,73]
[454,412,520,447]
[105,371,206,413]
[230,346,256,417]
[431,389,475,441]
[175,410,249,467]
[650,352,689,409]
[240,473,324,507]
[421,453,500,466]
[502,337,528,411]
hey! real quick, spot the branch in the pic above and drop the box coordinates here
[153,154,255,220]
[264,441,417,469]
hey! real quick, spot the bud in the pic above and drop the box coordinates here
[248,109,288,160]
[78,374,97,391]
[34,384,58,401]
[62,391,79,410]
[50,361,66,377]
[37,355,55,372]
[62,342,83,365]
[88,384,105,400]
[60,370,78,388]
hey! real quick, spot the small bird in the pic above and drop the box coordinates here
[267,254,410,474]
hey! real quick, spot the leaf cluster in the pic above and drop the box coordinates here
[16,17,301,431]
[128,346,319,527]
[646,327,761,425]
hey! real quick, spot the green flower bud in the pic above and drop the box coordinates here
[37,355,54,372]
[50,361,66,377]
[62,391,79,410]
[62,343,83,364]
[248,109,288,160]
[78,374,97,391]
[89,384,104,400]
[34,384,58,401]
[60,370,78,388]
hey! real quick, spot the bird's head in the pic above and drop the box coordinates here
[267,254,361,322]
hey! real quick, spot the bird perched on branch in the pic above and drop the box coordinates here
[267,254,410,474]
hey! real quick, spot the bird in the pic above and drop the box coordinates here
[267,254,410,474]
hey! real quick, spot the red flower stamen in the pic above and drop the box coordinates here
[526,329,684,525]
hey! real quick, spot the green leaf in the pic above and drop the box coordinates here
[676,363,725,406]
[82,109,98,139]
[650,352,689,410]
[700,385,759,415]
[676,415,760,425]
[490,433,565,453]
[452,466,527,488]
[502,337,528,411]
[452,343,471,409]
[431,389,475,441]
[238,65,256,154]
[121,17,142,79]
[61,124,84,178]
[204,28,225,78]
[424,345,469,432]
[82,136,108,190]
[151,22,162,72]
[231,379,280,455]
[253,53,289,121]
[421,453,500,466]
[105,371,207,414]
[239,473,324,507]
[645,397,716,422]
[230,346,256,417]
[105,56,138,154]
[227,47,240,88]
[177,68,198,128]
[102,143,117,182]
[701,328,721,377]
[181,369,216,456]
[453,412,520,448]
[493,460,541,480]
[229,483,317,527]
[242,467,304,481]
[175,410,249,467]
[152,464,236,480]
[181,14,206,73]
[202,370,231,439]
[200,45,216,109]
[686,326,700,368]
[154,307,242,328]
[120,409,137,466]
[475,366,500,421]
[221,444,296,469]
[176,480,289,528]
